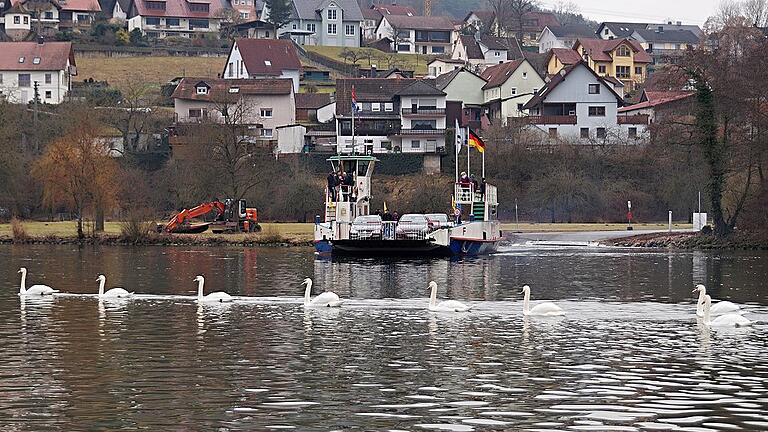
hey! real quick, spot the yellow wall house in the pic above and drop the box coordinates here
[546,38,652,92]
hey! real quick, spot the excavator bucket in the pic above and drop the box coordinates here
[170,223,210,234]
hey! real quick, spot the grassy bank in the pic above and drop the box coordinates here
[75,56,226,91]
[303,45,431,75]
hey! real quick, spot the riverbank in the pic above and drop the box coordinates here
[611,231,768,249]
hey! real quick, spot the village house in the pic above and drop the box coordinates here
[537,23,596,53]
[222,38,302,92]
[435,66,487,130]
[428,58,465,77]
[0,40,76,104]
[618,90,695,124]
[522,62,648,142]
[263,0,362,47]
[1,0,100,39]
[126,0,229,38]
[334,78,447,161]
[452,34,523,69]
[462,10,559,46]
[361,3,416,41]
[170,77,295,154]
[596,22,649,40]
[481,58,545,123]
[629,27,700,64]
[375,14,454,54]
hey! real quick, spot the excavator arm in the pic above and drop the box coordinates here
[163,201,226,233]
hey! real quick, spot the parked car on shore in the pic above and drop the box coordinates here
[396,214,430,239]
[350,215,383,239]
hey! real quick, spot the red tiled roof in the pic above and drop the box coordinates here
[643,90,693,102]
[0,41,74,71]
[372,3,416,16]
[576,38,652,63]
[619,91,694,112]
[480,59,525,89]
[549,47,581,65]
[130,0,228,19]
[295,92,332,109]
[234,38,301,76]
[171,77,293,101]
[523,11,560,31]
[57,0,101,12]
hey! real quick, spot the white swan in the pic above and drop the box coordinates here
[694,284,740,316]
[702,294,751,327]
[18,267,58,296]
[194,275,232,303]
[302,278,343,307]
[428,281,472,312]
[522,285,564,316]
[97,275,133,298]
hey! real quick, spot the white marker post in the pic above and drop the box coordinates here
[627,200,633,231]
[668,210,672,233]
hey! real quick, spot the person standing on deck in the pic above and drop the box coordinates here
[327,171,337,201]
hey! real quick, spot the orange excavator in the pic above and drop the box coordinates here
[161,199,260,234]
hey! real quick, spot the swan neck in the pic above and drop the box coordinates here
[19,271,26,294]
[197,279,204,299]
[523,289,530,314]
[696,289,705,315]
[703,299,711,325]
[304,281,312,305]
[429,284,437,308]
[98,278,105,296]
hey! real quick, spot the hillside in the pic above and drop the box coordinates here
[76,56,227,91]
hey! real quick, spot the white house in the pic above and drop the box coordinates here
[171,77,295,144]
[263,0,362,47]
[435,67,487,128]
[0,40,76,104]
[375,14,454,54]
[452,34,522,69]
[126,0,228,39]
[537,23,596,53]
[629,28,700,64]
[427,58,465,77]
[522,62,648,142]
[480,58,545,122]
[222,38,302,92]
[335,78,447,155]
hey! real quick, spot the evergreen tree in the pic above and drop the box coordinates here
[265,0,293,38]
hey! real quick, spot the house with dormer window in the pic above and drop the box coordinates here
[222,38,302,91]
[262,0,362,47]
[126,0,229,38]
[0,40,76,104]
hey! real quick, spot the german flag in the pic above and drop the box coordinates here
[468,128,485,153]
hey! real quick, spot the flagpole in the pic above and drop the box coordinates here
[351,88,355,155]
[466,126,470,178]
[482,146,485,178]
[454,118,459,183]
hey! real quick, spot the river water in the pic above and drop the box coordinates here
[1,244,767,431]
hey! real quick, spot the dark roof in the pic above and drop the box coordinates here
[383,14,454,30]
[295,92,332,109]
[396,79,445,96]
[522,11,560,31]
[129,0,226,18]
[172,78,293,101]
[335,78,442,115]
[596,22,649,38]
[632,28,700,44]
[372,3,416,15]
[361,8,381,21]
[292,0,363,21]
[549,23,596,38]
[0,41,74,71]
[523,51,549,76]
[602,75,624,87]
[548,47,581,65]
[459,35,484,60]
[458,35,522,60]
[233,38,301,76]
[434,68,462,90]
[480,59,525,89]
[577,38,652,63]
[523,62,623,110]
[618,91,694,113]
[479,35,507,50]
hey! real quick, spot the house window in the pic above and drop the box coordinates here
[616,66,631,79]
[13,16,19,24]
[588,84,600,94]
[371,102,380,112]
[596,127,606,138]
[397,44,409,52]
[146,17,160,25]
[384,102,393,111]
[345,24,354,36]
[327,23,336,34]
[327,8,336,20]
[431,46,444,53]
[628,127,638,139]
[45,90,52,99]
[494,51,500,57]
[616,45,631,57]
[517,103,524,112]
[548,127,557,138]
[23,15,29,24]
[510,87,517,95]
[240,12,249,19]
[260,108,273,118]
[588,106,606,117]
[189,19,209,29]
[598,65,606,74]
[293,23,297,29]
[18,74,30,87]
[188,108,206,118]
[260,128,273,138]
[580,128,589,138]
[228,62,234,77]
[411,140,421,149]
[522,71,528,79]
[604,28,609,35]
[45,73,51,84]
[32,57,40,64]
[635,66,643,76]
[307,23,316,32]
[166,18,179,26]
[196,86,208,95]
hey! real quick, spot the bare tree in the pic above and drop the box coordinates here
[503,0,540,43]
[742,0,768,26]
[101,78,161,155]
[553,0,580,26]
[485,0,509,37]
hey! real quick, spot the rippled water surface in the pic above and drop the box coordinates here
[1,244,767,431]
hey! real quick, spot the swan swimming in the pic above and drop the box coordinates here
[702,294,751,327]
[18,267,58,296]
[522,285,564,316]
[302,278,343,307]
[97,275,133,298]
[428,281,472,312]
[194,275,233,303]
[694,284,740,316]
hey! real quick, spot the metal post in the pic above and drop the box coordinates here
[482,147,485,179]
[351,96,355,155]
[698,191,701,213]
[515,198,519,232]
[627,200,632,231]
[466,127,470,177]
[669,210,672,233]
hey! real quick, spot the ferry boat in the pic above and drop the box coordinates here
[313,155,501,256]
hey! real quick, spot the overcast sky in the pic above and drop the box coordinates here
[540,0,721,26]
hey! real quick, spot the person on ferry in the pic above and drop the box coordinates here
[459,172,471,188]
[343,171,355,201]
[327,171,337,201]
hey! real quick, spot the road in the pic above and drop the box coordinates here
[506,229,695,244]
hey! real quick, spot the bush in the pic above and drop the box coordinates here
[120,210,156,241]
[255,225,284,243]
[11,218,29,242]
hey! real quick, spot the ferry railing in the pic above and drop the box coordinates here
[485,184,498,206]
[382,221,397,240]
[455,183,474,204]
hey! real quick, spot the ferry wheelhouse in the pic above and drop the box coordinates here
[313,155,501,256]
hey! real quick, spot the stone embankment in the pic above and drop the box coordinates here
[611,231,768,249]
[2,234,312,247]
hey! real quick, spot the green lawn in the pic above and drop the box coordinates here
[304,45,432,75]
[75,56,226,91]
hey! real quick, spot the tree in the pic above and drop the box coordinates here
[743,0,768,26]
[32,118,119,238]
[552,0,580,25]
[264,0,292,38]
[129,28,146,46]
[486,0,510,37]
[100,78,165,155]
[503,0,539,42]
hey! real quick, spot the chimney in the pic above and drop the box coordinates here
[676,21,682,26]
[371,65,377,78]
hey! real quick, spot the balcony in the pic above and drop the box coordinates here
[618,114,649,125]
[397,128,446,136]
[527,115,577,125]
[401,107,445,117]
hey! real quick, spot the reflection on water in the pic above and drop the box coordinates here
[0,244,767,430]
